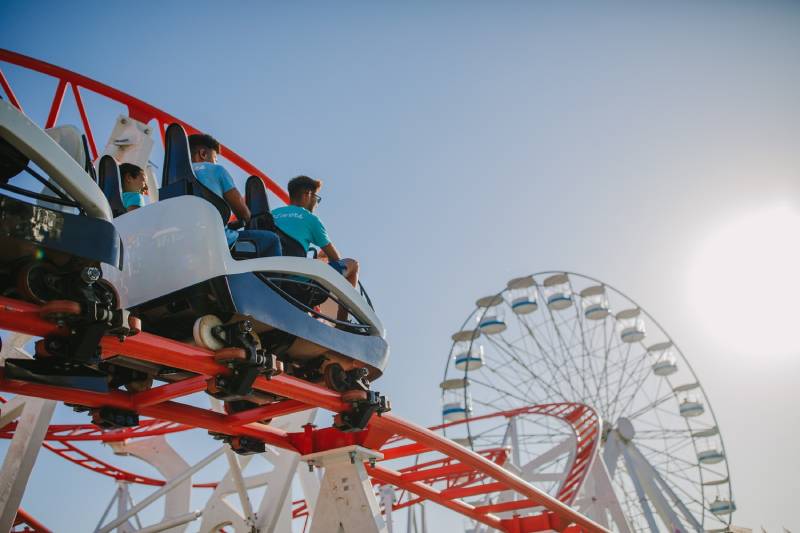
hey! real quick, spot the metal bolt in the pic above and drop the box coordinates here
[307,461,314,472]
[369,458,376,468]
[80,266,102,284]
[349,451,356,464]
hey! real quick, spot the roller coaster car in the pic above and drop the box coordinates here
[0,100,137,394]
[100,124,389,423]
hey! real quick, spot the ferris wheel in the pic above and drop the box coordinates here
[440,271,735,532]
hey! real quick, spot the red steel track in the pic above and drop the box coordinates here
[0,50,606,531]
[0,297,605,531]
[0,48,288,204]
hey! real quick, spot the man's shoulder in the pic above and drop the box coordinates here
[273,205,311,219]
[192,162,225,176]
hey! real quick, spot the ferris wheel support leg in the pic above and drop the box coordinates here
[619,445,676,533]
[304,445,387,533]
[0,395,56,532]
[575,456,631,532]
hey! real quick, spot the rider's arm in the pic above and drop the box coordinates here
[321,243,341,262]
[223,189,251,224]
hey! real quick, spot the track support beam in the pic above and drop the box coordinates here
[0,396,56,532]
[304,445,387,533]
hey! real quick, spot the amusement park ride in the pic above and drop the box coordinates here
[0,49,734,532]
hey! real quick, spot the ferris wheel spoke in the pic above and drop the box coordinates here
[608,351,656,421]
[545,305,592,401]
[567,280,606,407]
[484,335,572,402]
[516,316,583,401]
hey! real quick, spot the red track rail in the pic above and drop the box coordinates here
[11,508,50,533]
[0,297,605,532]
[0,49,289,204]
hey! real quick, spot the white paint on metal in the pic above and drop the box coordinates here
[0,396,57,532]
[303,445,387,533]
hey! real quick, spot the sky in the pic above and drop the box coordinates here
[2,1,800,531]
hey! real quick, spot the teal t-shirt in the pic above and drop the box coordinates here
[122,192,146,210]
[192,162,238,246]
[272,205,330,252]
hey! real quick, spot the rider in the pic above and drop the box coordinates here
[120,162,148,212]
[189,133,282,257]
[272,175,360,297]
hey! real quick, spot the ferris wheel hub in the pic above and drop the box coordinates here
[615,417,635,442]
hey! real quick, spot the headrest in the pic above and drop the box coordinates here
[245,175,270,215]
[97,155,126,217]
[162,123,195,187]
[45,125,86,170]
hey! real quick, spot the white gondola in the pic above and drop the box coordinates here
[542,273,572,310]
[455,345,485,371]
[579,285,609,320]
[709,497,736,515]
[451,329,485,371]
[441,378,471,422]
[475,295,506,334]
[697,449,725,464]
[692,426,719,439]
[679,396,705,417]
[506,275,538,315]
[648,341,678,376]
[616,308,645,343]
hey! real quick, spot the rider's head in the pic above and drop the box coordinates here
[188,133,220,164]
[120,163,146,193]
[288,175,323,212]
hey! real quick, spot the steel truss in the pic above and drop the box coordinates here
[0,297,605,532]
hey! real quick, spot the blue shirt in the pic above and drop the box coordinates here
[272,205,330,252]
[192,162,238,246]
[122,192,146,210]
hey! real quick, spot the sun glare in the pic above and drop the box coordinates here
[688,206,800,357]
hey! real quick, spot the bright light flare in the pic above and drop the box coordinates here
[687,205,800,357]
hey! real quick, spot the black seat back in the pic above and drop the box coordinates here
[82,135,97,182]
[244,175,274,231]
[97,155,126,217]
[159,123,231,224]
[243,175,309,258]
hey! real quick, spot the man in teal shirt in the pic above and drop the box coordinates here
[273,176,360,317]
[189,133,281,257]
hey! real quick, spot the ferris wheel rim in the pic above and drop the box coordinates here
[441,270,734,529]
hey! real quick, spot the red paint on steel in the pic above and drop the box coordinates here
[0,49,289,204]
[131,376,209,407]
[69,83,98,158]
[0,67,22,111]
[12,507,50,533]
[44,79,67,129]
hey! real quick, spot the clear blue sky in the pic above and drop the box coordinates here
[2,1,799,530]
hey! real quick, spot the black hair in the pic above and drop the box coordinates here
[119,162,144,179]
[288,175,323,201]
[188,133,221,157]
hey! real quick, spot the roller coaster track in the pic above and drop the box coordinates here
[0,296,605,531]
[0,49,606,531]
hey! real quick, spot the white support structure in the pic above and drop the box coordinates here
[108,435,193,533]
[574,452,631,532]
[379,484,396,533]
[0,395,57,532]
[303,445,387,533]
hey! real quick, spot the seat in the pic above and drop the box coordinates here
[159,123,231,224]
[243,175,309,258]
[97,155,126,217]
